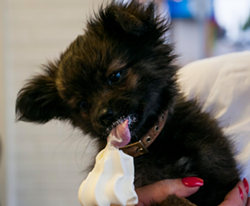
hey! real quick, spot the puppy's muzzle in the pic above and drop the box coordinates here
[98,107,115,127]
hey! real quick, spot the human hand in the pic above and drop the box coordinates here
[135,177,203,206]
[219,178,250,206]
[135,177,250,206]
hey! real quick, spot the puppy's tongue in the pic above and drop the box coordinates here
[107,119,131,148]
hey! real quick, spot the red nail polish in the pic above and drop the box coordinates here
[238,186,243,201]
[243,178,249,194]
[182,177,204,187]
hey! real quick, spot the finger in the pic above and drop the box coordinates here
[136,178,202,206]
[220,180,248,206]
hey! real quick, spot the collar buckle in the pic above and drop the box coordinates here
[120,140,148,157]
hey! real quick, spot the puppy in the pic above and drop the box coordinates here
[16,1,239,205]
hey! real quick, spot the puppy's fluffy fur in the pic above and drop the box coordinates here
[16,1,239,205]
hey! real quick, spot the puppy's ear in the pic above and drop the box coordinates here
[16,62,68,123]
[114,11,144,36]
[112,1,156,36]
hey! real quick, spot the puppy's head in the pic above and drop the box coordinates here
[16,0,177,144]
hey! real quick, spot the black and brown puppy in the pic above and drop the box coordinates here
[16,1,239,205]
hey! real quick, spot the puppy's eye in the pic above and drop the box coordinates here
[80,101,89,112]
[108,71,122,85]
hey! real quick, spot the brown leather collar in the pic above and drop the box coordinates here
[119,110,168,157]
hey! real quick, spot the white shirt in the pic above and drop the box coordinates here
[178,51,250,195]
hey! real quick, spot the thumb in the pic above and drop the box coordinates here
[136,177,203,206]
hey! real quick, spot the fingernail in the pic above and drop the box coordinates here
[243,178,249,194]
[238,186,243,201]
[182,177,204,187]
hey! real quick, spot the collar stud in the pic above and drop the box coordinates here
[161,114,165,120]
[155,125,159,131]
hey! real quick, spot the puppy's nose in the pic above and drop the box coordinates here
[98,108,114,127]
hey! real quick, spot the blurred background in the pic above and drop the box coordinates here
[0,0,250,205]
